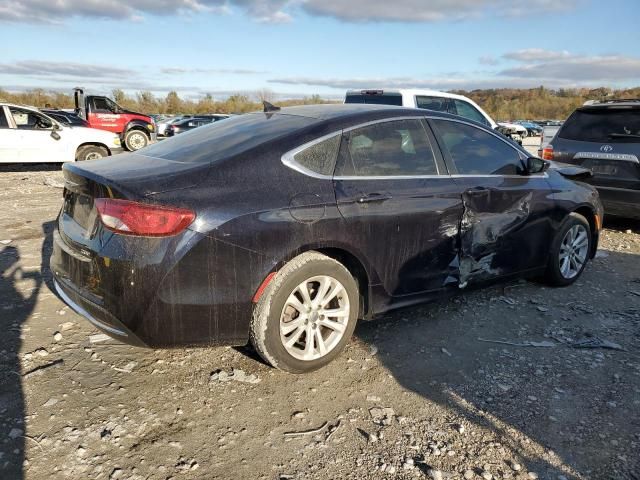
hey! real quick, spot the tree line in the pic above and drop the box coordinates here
[1,86,639,120]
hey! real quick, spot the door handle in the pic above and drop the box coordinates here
[356,193,393,204]
[465,187,490,197]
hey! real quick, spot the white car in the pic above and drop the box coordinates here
[497,121,528,137]
[0,103,123,163]
[345,88,498,129]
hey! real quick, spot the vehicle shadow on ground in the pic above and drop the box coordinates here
[352,246,639,479]
[0,164,62,173]
[0,223,53,480]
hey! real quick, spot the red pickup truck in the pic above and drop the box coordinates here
[73,88,156,151]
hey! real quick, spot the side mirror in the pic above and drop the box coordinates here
[52,123,61,131]
[526,157,549,174]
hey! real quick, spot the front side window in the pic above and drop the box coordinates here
[452,100,489,126]
[432,119,523,175]
[336,119,438,176]
[9,107,53,130]
[92,97,118,113]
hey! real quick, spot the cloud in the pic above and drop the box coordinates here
[0,0,577,24]
[499,54,640,82]
[160,67,266,75]
[503,48,571,62]
[479,55,499,66]
[300,0,577,22]
[0,60,136,79]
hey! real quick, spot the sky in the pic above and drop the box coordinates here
[1,0,640,100]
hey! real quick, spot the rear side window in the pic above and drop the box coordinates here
[292,135,341,176]
[0,108,8,128]
[559,108,640,143]
[415,95,451,113]
[451,99,489,126]
[141,113,317,164]
[345,93,403,106]
[336,119,438,176]
[432,119,523,175]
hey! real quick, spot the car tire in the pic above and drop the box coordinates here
[124,129,149,151]
[544,212,591,287]
[250,251,359,373]
[76,145,108,161]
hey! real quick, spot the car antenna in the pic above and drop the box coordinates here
[263,101,281,113]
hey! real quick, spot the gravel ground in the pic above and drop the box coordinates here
[1,150,639,480]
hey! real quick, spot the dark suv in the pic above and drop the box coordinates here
[543,100,640,218]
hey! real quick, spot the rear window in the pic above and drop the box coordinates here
[140,113,316,163]
[345,93,403,106]
[559,108,640,143]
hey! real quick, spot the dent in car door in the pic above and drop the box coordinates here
[333,118,464,297]
[430,118,554,287]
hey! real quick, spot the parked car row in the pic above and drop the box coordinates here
[162,114,230,137]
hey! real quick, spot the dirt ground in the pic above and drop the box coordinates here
[1,137,639,480]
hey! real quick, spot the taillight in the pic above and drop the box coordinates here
[542,146,554,160]
[94,199,195,237]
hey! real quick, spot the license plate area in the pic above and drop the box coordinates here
[63,189,97,232]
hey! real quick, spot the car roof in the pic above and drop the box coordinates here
[271,103,427,120]
[580,99,640,110]
[345,88,471,101]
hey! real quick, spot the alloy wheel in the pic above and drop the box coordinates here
[558,224,589,279]
[279,275,350,361]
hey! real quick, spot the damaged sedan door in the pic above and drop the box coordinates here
[333,117,463,298]
[429,118,555,287]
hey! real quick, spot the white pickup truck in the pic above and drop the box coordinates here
[0,103,123,163]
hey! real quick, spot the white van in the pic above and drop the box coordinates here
[345,89,498,129]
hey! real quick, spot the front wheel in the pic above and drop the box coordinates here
[124,130,149,151]
[250,252,359,373]
[76,145,108,161]
[544,213,591,286]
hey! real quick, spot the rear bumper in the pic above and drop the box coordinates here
[53,277,147,347]
[50,221,262,348]
[597,186,640,219]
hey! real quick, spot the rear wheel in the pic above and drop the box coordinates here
[544,213,591,286]
[124,129,149,151]
[76,145,108,161]
[250,252,359,373]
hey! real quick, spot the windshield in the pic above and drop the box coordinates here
[139,112,316,163]
[559,108,640,143]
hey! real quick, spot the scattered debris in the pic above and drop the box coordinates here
[441,347,452,356]
[59,321,75,331]
[369,344,379,356]
[43,176,65,189]
[0,239,12,245]
[478,338,556,348]
[570,337,625,351]
[369,407,395,426]
[89,333,111,344]
[53,331,62,342]
[595,250,609,258]
[210,368,261,384]
[22,359,64,379]
[112,361,138,373]
[283,421,329,438]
